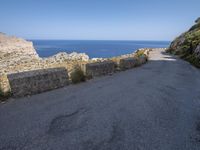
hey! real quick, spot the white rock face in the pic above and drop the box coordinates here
[44,52,89,62]
[0,33,39,59]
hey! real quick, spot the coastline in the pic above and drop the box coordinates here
[32,39,170,58]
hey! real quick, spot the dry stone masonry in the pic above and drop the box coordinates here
[119,57,139,70]
[7,68,69,97]
[82,61,115,77]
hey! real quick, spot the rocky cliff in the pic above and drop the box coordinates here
[167,17,200,67]
[0,33,89,75]
[0,33,39,65]
[0,33,39,58]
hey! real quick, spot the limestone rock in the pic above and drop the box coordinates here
[0,33,39,59]
[44,52,89,63]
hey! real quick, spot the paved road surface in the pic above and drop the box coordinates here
[1,49,200,150]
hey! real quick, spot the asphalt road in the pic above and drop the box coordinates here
[1,49,200,150]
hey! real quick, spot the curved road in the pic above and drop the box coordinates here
[1,49,200,150]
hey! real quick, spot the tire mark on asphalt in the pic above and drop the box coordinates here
[47,108,88,136]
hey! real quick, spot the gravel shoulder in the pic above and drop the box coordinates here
[1,49,200,150]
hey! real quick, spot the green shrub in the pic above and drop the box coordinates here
[184,54,200,68]
[135,50,145,57]
[70,67,86,84]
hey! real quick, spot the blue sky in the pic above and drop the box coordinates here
[0,0,199,40]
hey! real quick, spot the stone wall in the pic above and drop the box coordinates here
[82,61,115,77]
[7,68,69,97]
[119,57,138,70]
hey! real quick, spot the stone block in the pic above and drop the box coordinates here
[7,67,69,97]
[82,61,115,77]
[119,57,138,70]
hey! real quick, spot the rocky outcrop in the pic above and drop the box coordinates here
[44,52,89,63]
[0,33,90,75]
[0,33,39,60]
[168,17,200,67]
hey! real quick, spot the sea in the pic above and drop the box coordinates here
[31,40,170,58]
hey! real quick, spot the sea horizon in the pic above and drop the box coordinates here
[31,40,170,58]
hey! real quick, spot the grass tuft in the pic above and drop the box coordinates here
[70,67,86,84]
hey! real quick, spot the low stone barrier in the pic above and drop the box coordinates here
[82,61,115,77]
[119,57,138,70]
[7,67,69,97]
[0,48,151,99]
[117,55,148,70]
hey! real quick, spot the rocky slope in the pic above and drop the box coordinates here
[167,17,200,67]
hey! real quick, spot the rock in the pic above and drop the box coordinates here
[195,17,200,23]
[0,33,39,59]
[194,44,200,58]
[167,17,200,67]
[91,58,106,62]
[168,17,200,56]
[45,52,89,62]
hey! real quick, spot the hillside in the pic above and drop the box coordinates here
[167,17,200,67]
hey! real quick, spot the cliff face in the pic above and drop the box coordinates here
[168,17,200,67]
[0,33,39,60]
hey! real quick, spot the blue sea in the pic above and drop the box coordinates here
[31,40,170,58]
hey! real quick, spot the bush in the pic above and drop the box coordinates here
[0,89,11,101]
[184,54,200,68]
[70,67,86,84]
[135,50,145,58]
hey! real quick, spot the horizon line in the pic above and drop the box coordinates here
[28,39,171,42]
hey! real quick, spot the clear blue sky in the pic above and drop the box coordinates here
[0,0,199,41]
